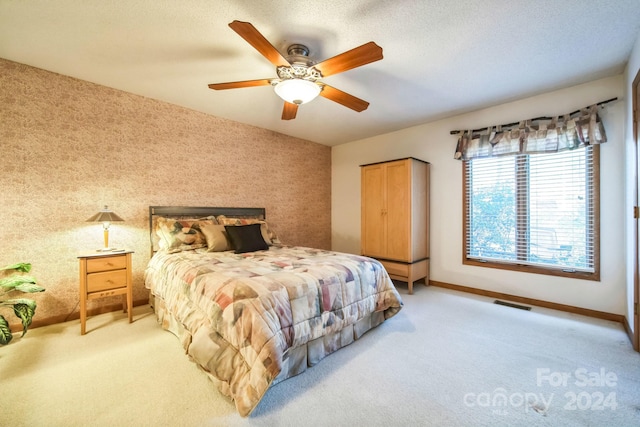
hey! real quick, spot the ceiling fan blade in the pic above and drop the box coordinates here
[320,85,370,112]
[229,20,290,67]
[282,102,298,120]
[208,79,272,90]
[313,41,383,77]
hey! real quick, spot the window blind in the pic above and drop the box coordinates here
[465,146,595,273]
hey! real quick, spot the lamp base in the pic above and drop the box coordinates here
[96,247,123,252]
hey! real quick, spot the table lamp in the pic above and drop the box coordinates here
[86,205,124,251]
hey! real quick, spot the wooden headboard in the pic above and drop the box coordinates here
[148,206,266,255]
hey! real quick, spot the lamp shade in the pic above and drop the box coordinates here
[86,206,124,251]
[274,79,321,105]
[86,206,124,223]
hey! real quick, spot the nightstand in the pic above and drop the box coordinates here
[78,250,133,335]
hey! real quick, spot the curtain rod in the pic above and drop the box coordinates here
[449,97,618,136]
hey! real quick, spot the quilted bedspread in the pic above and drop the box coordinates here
[144,245,403,416]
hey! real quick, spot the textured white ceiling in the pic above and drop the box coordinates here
[1,0,639,146]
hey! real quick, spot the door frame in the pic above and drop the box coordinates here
[633,68,640,351]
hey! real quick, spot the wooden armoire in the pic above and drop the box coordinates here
[360,157,430,294]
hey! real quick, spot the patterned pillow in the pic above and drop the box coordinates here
[216,215,281,245]
[200,223,231,252]
[156,216,216,253]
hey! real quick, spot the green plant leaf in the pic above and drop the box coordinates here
[0,275,37,290]
[0,263,40,345]
[2,298,37,309]
[12,301,36,336]
[0,315,13,345]
[15,282,45,293]
[0,263,31,273]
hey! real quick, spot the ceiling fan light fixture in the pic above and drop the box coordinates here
[274,79,321,105]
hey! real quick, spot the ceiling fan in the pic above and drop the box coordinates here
[208,20,383,120]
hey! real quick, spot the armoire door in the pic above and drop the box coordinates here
[384,160,411,261]
[361,163,387,258]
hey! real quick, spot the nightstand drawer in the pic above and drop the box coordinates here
[86,269,127,292]
[86,255,127,273]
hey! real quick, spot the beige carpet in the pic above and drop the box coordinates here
[1,286,639,426]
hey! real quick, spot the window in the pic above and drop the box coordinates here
[463,145,599,280]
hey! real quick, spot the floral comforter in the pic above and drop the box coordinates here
[144,245,403,416]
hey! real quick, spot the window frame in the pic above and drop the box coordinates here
[462,145,600,281]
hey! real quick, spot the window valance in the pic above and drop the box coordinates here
[453,104,608,161]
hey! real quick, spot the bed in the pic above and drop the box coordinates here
[144,206,403,416]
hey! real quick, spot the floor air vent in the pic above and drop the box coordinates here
[494,300,532,311]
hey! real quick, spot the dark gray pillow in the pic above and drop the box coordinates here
[224,224,269,254]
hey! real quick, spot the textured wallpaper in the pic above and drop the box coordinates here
[0,58,331,329]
